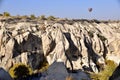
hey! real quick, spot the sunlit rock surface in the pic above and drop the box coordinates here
[0,17,120,75]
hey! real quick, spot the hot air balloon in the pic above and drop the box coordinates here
[88,8,93,12]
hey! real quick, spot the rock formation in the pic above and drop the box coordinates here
[0,17,120,77]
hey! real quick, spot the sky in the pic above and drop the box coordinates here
[0,0,120,20]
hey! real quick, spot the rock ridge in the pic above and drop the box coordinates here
[0,18,120,74]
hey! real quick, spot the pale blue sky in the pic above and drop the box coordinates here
[0,0,120,20]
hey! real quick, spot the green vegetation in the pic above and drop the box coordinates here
[21,15,28,19]
[97,34,107,42]
[93,19,101,24]
[9,58,49,79]
[88,31,94,38]
[90,60,117,80]
[88,31,107,42]
[30,14,36,19]
[39,15,46,20]
[3,12,11,17]
[0,12,59,21]
[9,63,33,79]
[47,16,56,21]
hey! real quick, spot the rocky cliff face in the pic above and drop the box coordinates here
[0,17,120,73]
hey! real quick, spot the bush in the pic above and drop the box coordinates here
[88,31,94,38]
[47,16,56,21]
[90,60,117,80]
[39,15,46,20]
[21,15,28,19]
[9,63,33,79]
[30,14,36,19]
[97,34,107,42]
[3,12,10,17]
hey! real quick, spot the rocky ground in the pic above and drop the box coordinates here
[0,17,120,80]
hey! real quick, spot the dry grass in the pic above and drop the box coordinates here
[90,60,117,80]
[66,76,75,80]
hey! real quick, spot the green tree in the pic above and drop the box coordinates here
[39,15,46,20]
[30,14,36,19]
[3,12,10,17]
[47,16,56,21]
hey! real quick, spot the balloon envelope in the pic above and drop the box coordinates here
[88,8,92,12]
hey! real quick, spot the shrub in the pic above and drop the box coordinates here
[9,63,33,79]
[39,15,46,20]
[3,12,10,17]
[93,19,101,24]
[90,60,117,80]
[30,14,36,19]
[97,34,107,42]
[47,16,56,21]
[88,31,94,38]
[21,15,28,19]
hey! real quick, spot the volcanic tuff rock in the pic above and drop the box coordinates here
[0,18,120,74]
